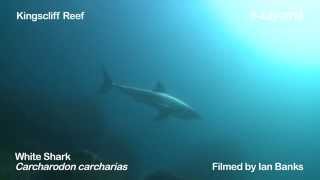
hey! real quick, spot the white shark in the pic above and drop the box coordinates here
[100,70,201,120]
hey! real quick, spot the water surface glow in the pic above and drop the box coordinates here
[207,0,320,67]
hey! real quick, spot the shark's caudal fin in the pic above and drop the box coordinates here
[99,68,113,93]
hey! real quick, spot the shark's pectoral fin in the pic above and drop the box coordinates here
[154,110,171,120]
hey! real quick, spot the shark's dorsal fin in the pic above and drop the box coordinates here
[153,82,166,93]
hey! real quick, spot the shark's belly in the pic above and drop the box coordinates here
[151,93,187,111]
[116,86,188,112]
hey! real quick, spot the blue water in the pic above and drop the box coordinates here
[1,0,320,179]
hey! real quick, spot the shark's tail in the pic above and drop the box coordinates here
[99,68,113,93]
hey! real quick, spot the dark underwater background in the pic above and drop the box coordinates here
[1,0,319,179]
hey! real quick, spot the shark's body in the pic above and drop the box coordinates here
[101,71,200,120]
